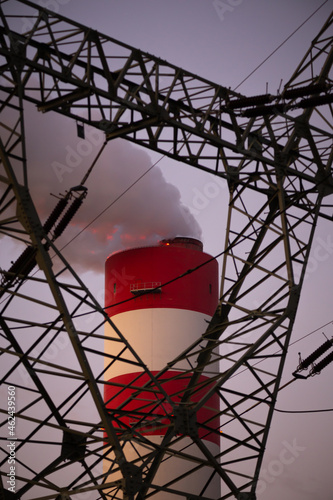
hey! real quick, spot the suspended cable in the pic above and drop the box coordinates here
[275,407,333,414]
[234,0,329,91]
[290,320,333,346]
[58,152,164,254]
[73,244,228,319]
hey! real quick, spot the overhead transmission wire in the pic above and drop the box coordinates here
[290,319,333,347]
[233,0,329,91]
[275,406,333,414]
[222,377,333,421]
[58,147,168,254]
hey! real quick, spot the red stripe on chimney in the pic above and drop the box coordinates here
[104,370,220,446]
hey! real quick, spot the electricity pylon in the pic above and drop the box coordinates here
[0,2,332,498]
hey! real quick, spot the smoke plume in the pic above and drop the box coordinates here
[24,105,201,274]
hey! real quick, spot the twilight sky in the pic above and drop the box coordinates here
[2,1,333,499]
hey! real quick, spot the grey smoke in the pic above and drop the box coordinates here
[24,105,201,274]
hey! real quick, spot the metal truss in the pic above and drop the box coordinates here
[0,1,332,499]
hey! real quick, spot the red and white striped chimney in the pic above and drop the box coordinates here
[104,237,220,498]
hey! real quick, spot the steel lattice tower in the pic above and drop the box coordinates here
[0,1,332,499]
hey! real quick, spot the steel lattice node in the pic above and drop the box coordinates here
[173,406,198,438]
[121,464,142,497]
[61,430,87,462]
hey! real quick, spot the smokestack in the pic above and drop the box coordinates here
[104,237,220,498]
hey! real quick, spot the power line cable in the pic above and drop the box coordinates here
[234,0,329,91]
[290,320,333,347]
[275,406,333,414]
[58,151,162,254]
[72,245,226,319]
